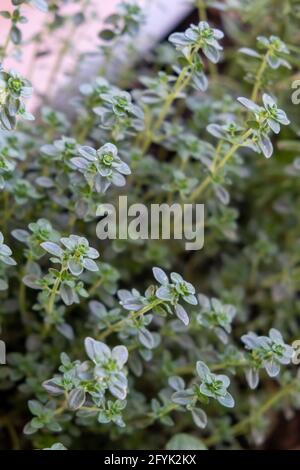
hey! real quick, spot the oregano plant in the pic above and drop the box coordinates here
[0,0,300,451]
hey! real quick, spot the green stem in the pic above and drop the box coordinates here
[88,277,103,296]
[251,52,270,102]
[197,0,207,21]
[204,381,298,446]
[19,275,28,325]
[141,66,192,155]
[44,267,66,329]
[175,359,248,376]
[189,129,253,202]
[0,28,11,63]
[98,299,163,340]
[148,403,179,423]
[47,278,61,316]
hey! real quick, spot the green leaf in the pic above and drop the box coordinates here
[10,26,22,45]
[67,388,86,410]
[99,29,116,41]
[166,433,207,450]
[0,11,11,19]
[28,400,43,416]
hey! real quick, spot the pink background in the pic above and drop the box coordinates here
[0,0,121,106]
[0,1,191,109]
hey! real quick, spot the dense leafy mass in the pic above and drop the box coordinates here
[0,0,300,451]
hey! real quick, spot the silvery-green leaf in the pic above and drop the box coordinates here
[192,72,208,91]
[138,327,155,349]
[22,274,41,290]
[215,327,229,344]
[11,229,29,243]
[71,157,89,170]
[111,172,126,187]
[196,361,211,381]
[89,300,106,318]
[40,144,57,156]
[68,259,83,276]
[175,304,189,326]
[45,443,67,450]
[68,388,86,410]
[86,247,99,259]
[207,124,225,139]
[0,279,8,290]
[60,283,75,306]
[237,97,261,114]
[239,47,261,58]
[56,323,74,341]
[168,32,191,46]
[41,241,63,257]
[258,134,273,158]
[23,422,38,435]
[262,93,276,108]
[203,44,220,63]
[28,400,43,416]
[156,286,172,301]
[152,267,168,285]
[267,54,281,69]
[214,185,230,205]
[241,332,259,349]
[166,433,207,450]
[89,338,111,363]
[36,176,54,188]
[267,119,280,134]
[198,293,210,309]
[269,328,283,343]
[0,244,12,257]
[218,392,235,408]
[83,258,99,272]
[245,368,259,390]
[170,272,183,283]
[183,294,198,305]
[109,379,127,400]
[42,380,64,396]
[168,376,185,391]
[78,145,96,160]
[1,255,16,265]
[264,360,280,377]
[112,345,128,367]
[276,110,290,125]
[191,408,208,428]
[98,411,110,424]
[171,389,194,405]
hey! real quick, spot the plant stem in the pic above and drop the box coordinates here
[189,129,253,201]
[19,275,28,326]
[54,403,67,416]
[197,0,207,21]
[98,299,163,340]
[0,28,11,63]
[175,359,248,376]
[251,52,269,102]
[148,403,179,423]
[141,66,192,154]
[44,267,66,329]
[204,381,298,446]
[88,277,103,296]
[47,277,61,316]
